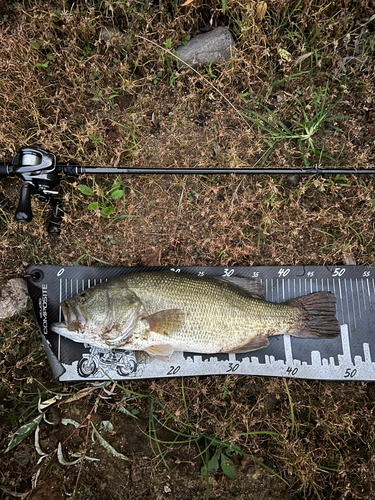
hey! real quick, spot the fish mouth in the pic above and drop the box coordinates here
[50,321,108,348]
[60,301,87,331]
[51,321,78,341]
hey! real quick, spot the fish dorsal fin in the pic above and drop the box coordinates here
[229,336,269,353]
[145,344,174,362]
[143,309,185,335]
[213,277,265,299]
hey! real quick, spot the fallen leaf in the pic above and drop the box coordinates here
[181,0,195,6]
[139,247,162,266]
[6,415,42,453]
[293,52,313,66]
[57,443,81,465]
[38,395,61,412]
[91,423,131,461]
[257,1,267,21]
[59,383,107,405]
[278,48,292,62]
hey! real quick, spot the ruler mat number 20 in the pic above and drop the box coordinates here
[25,265,375,382]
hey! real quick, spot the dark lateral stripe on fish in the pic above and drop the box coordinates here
[288,292,340,339]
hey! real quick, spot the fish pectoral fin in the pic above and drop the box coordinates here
[143,309,185,336]
[145,344,174,363]
[229,336,269,354]
[214,277,265,299]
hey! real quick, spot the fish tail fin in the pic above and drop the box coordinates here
[288,292,340,339]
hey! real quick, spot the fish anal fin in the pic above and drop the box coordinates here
[143,309,185,336]
[229,336,269,354]
[145,344,174,363]
[214,277,265,299]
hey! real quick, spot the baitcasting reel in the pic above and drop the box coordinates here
[0,146,72,235]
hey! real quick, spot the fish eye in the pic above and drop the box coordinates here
[79,292,90,303]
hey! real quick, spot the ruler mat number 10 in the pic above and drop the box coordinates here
[25,265,375,382]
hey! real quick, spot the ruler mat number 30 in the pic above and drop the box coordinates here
[25,265,375,382]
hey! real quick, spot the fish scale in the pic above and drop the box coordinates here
[124,273,297,351]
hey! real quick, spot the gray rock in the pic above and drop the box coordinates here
[344,254,356,266]
[99,25,123,42]
[100,26,119,42]
[176,27,235,69]
[287,174,301,186]
[0,278,31,319]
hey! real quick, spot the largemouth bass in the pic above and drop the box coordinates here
[51,272,340,362]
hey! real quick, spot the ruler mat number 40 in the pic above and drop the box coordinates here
[25,265,375,382]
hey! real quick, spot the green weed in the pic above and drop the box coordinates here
[73,239,112,265]
[111,119,140,152]
[24,239,56,264]
[88,131,105,151]
[200,442,236,484]
[78,182,116,218]
[101,234,116,245]
[216,248,228,262]
[193,247,203,260]
[77,176,142,220]
[152,39,181,88]
[244,83,351,166]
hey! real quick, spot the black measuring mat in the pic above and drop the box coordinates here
[24,264,375,382]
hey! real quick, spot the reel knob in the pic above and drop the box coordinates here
[48,199,63,235]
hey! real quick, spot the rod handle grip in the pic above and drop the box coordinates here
[0,164,10,177]
[15,182,33,223]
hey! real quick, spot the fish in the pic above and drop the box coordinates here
[51,272,340,362]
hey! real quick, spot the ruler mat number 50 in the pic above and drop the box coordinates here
[25,265,375,382]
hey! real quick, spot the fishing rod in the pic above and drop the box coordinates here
[1,145,375,235]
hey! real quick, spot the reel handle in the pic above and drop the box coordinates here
[48,199,63,235]
[15,182,33,223]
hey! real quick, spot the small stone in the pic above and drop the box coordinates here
[176,27,235,69]
[131,468,143,483]
[344,254,356,266]
[287,174,300,186]
[60,261,76,267]
[139,247,162,267]
[164,484,171,493]
[14,453,30,466]
[100,25,120,42]
[0,278,31,319]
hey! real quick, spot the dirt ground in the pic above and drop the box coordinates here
[1,1,375,499]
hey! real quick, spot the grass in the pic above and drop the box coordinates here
[1,0,375,498]
[3,373,371,499]
[73,239,112,265]
[243,83,351,167]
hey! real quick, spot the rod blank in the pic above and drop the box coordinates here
[61,166,375,176]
